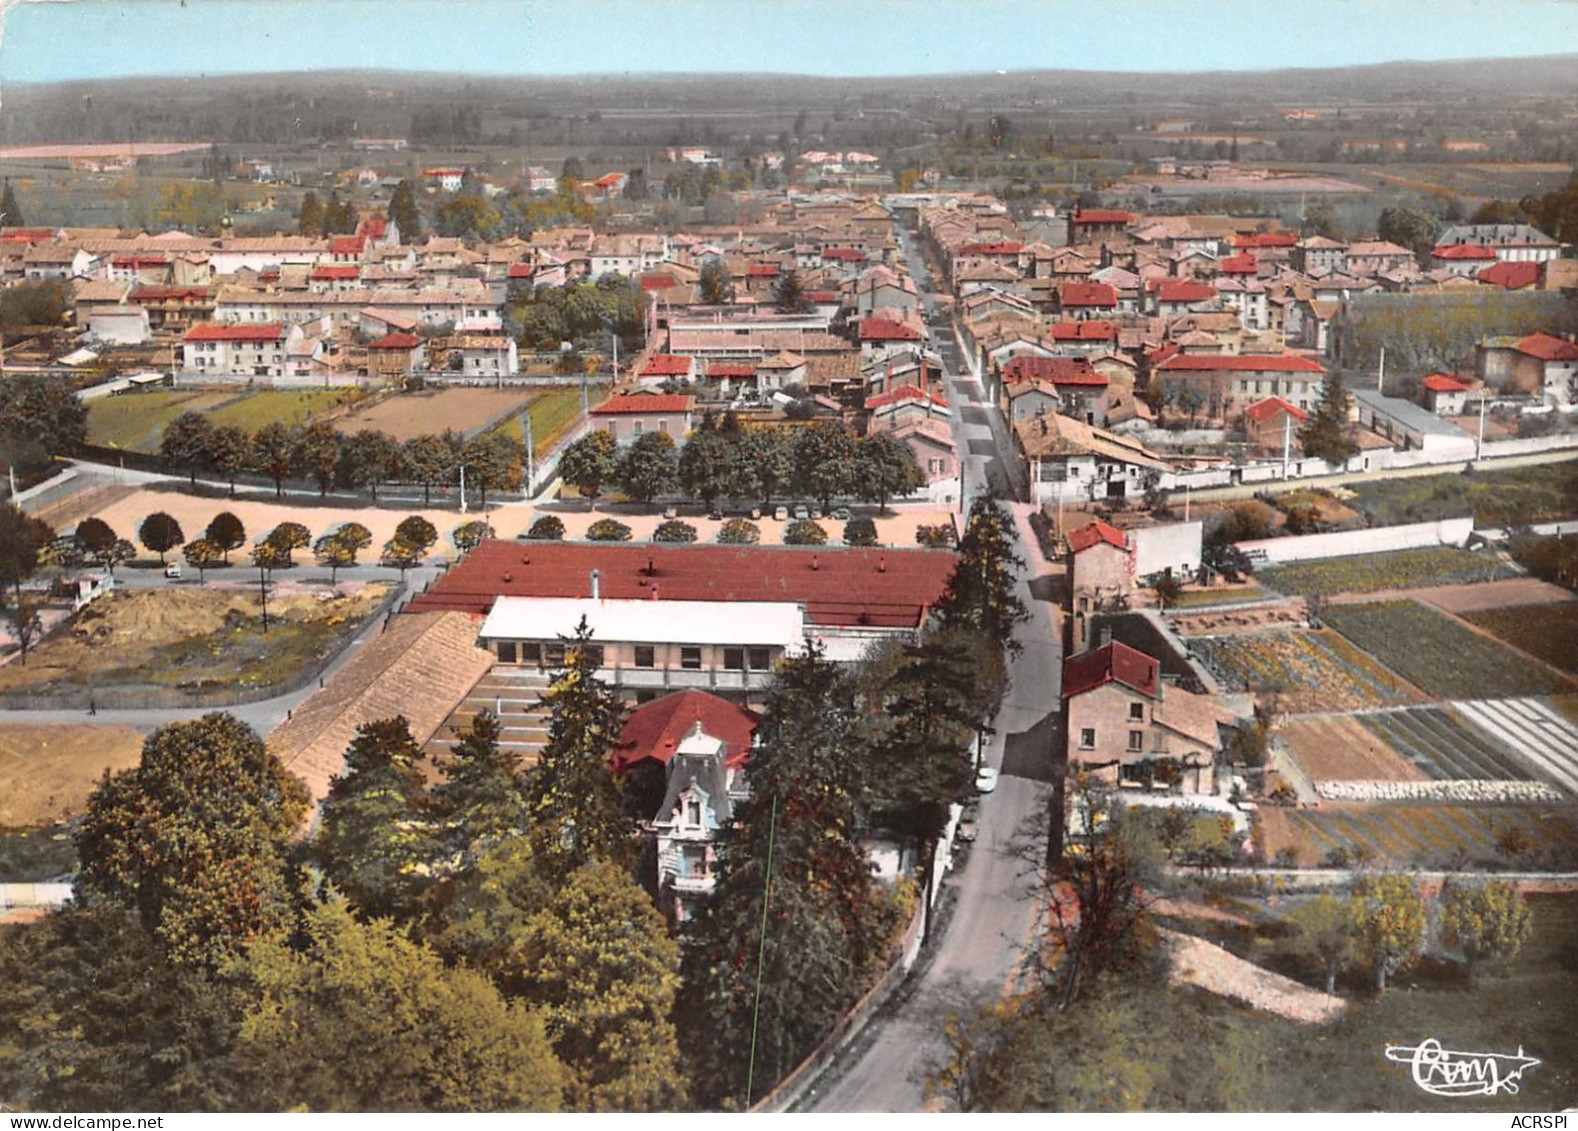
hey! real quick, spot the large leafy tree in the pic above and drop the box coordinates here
[75,713,309,969]
[522,618,630,871]
[792,423,859,511]
[685,642,884,1107]
[617,430,677,505]
[0,374,87,465]
[250,421,295,498]
[0,503,53,602]
[0,180,22,226]
[403,432,460,506]
[518,860,690,1111]
[1376,203,1441,253]
[206,423,252,495]
[557,429,619,506]
[1284,894,1354,994]
[1349,874,1426,991]
[698,257,731,304]
[677,417,733,508]
[296,190,324,236]
[856,431,923,514]
[772,269,812,313]
[388,178,422,240]
[1440,880,1534,981]
[138,511,185,565]
[182,536,225,581]
[228,901,564,1112]
[935,496,1029,654]
[462,429,521,510]
[74,515,134,577]
[315,717,439,921]
[433,710,524,860]
[204,511,246,562]
[738,427,794,508]
[1301,376,1358,465]
[0,906,240,1113]
[159,410,215,486]
[339,429,403,502]
[265,520,311,562]
[292,420,344,497]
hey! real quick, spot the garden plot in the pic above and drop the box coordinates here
[1454,698,1578,796]
[1462,602,1578,675]
[1257,547,1507,598]
[332,388,536,441]
[1357,706,1536,782]
[1201,628,1421,714]
[1322,600,1569,700]
[1256,802,1578,869]
[1279,715,1421,783]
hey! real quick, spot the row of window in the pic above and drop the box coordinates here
[495,641,772,671]
[1079,727,1149,753]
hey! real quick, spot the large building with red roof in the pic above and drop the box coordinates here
[181,320,304,379]
[1155,352,1326,421]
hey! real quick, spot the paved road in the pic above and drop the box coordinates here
[799,218,1062,1113]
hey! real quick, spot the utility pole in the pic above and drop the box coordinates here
[523,408,535,496]
[744,795,779,1111]
[1476,392,1487,461]
[458,462,468,514]
[1282,411,1292,480]
[1377,345,1385,394]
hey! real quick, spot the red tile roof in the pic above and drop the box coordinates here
[310,265,361,280]
[358,216,389,239]
[821,247,865,261]
[865,384,949,410]
[1232,232,1298,249]
[507,263,536,278]
[1002,355,1107,387]
[1218,253,1258,274]
[0,227,55,244]
[1047,320,1117,342]
[957,241,1024,256]
[612,690,758,773]
[593,172,627,188]
[1513,331,1578,361]
[592,394,694,415]
[1066,520,1127,554]
[640,354,694,377]
[640,272,680,291]
[805,290,838,303]
[131,286,211,302]
[1156,280,1217,303]
[1063,641,1159,700]
[1421,373,1471,393]
[1477,260,1543,290]
[1243,396,1309,423]
[1072,210,1135,226]
[746,263,781,277]
[184,321,287,343]
[1158,353,1325,373]
[858,317,921,341]
[1059,282,1119,307]
[110,256,169,268]
[1431,243,1497,260]
[405,541,958,630]
[707,362,757,378]
[367,331,421,350]
[330,235,366,255]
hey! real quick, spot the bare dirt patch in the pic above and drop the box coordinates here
[0,725,145,826]
[1169,601,1307,637]
[1415,577,1578,615]
[332,388,536,440]
[1279,715,1422,783]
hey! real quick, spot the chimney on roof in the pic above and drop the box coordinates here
[650,582,659,601]
[811,554,820,571]
[877,555,887,573]
[590,569,601,600]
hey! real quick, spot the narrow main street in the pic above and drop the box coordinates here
[797,217,1064,1112]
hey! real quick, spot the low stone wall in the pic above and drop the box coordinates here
[1314,779,1565,803]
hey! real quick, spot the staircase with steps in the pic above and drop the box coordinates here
[425,664,556,770]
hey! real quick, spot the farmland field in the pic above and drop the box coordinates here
[487,388,586,453]
[1357,706,1534,781]
[1462,602,1578,674]
[203,388,361,432]
[1278,715,1420,782]
[1323,600,1569,699]
[1257,546,1506,597]
[86,389,235,451]
[1200,628,1421,713]
[1344,461,1578,527]
[1172,584,1267,608]
[332,387,536,441]
[1257,802,1578,869]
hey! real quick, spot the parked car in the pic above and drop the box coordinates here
[774,505,788,521]
[831,506,852,521]
[163,562,182,580]
[975,765,999,794]
[792,505,810,520]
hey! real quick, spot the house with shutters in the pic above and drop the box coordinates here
[1014,411,1167,504]
[1062,640,1224,794]
[1420,373,1474,415]
[181,320,311,379]
[1476,331,1578,404]
[1001,355,1111,426]
[1242,396,1308,454]
[591,393,695,444]
[1155,352,1327,422]
[1066,520,1133,648]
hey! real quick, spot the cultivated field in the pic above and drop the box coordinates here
[1201,628,1421,713]
[331,387,537,441]
[487,388,586,452]
[0,582,391,699]
[1323,600,1570,699]
[1357,707,1534,781]
[86,389,235,451]
[1455,698,1578,796]
[203,388,361,432]
[1257,547,1506,597]
[0,725,145,827]
[1278,715,1421,783]
[1462,602,1578,674]
[1345,461,1578,527]
[1257,802,1578,869]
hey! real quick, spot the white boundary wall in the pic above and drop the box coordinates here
[1237,516,1475,565]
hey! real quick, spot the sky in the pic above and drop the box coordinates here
[2,0,1578,84]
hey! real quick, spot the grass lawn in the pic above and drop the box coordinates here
[1323,600,1569,699]
[1346,460,1578,527]
[201,388,361,432]
[1462,602,1578,674]
[0,582,391,699]
[85,390,233,452]
[1259,546,1508,597]
[489,387,587,454]
[1173,585,1268,608]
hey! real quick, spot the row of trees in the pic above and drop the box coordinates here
[0,372,87,479]
[159,412,522,507]
[508,274,643,353]
[558,416,924,513]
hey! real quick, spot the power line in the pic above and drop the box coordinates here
[744,793,780,1109]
